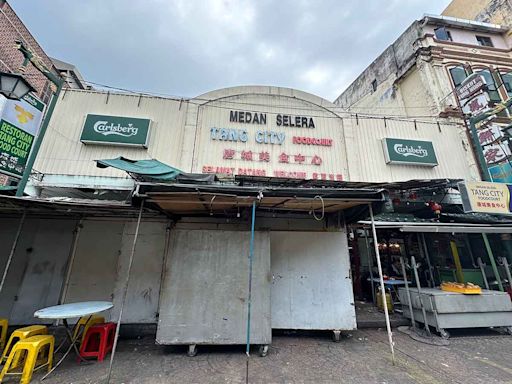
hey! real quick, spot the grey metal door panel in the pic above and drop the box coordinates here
[9,219,76,324]
[270,231,356,330]
[156,230,271,345]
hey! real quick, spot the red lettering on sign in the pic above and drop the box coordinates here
[294,154,305,164]
[241,150,253,161]
[279,152,290,163]
[259,151,270,162]
[223,149,235,160]
[292,136,333,146]
[311,155,322,166]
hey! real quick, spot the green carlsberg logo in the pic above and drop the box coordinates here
[393,144,428,158]
[93,121,139,137]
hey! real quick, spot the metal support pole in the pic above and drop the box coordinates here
[0,210,26,294]
[59,219,83,305]
[156,221,173,312]
[400,256,416,330]
[107,202,144,384]
[16,82,63,196]
[369,204,395,365]
[245,200,257,383]
[477,257,490,290]
[482,233,504,291]
[420,234,435,287]
[364,229,376,304]
[411,256,431,337]
[468,119,491,181]
[500,257,512,292]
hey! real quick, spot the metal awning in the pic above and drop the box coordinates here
[136,181,387,219]
[358,220,512,233]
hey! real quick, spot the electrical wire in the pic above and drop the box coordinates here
[312,195,325,221]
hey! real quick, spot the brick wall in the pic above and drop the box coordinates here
[0,1,58,103]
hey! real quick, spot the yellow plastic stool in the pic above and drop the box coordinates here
[0,335,54,384]
[0,318,7,351]
[73,315,105,344]
[1,325,47,364]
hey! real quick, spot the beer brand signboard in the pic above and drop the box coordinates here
[459,180,512,214]
[80,114,151,147]
[382,138,438,167]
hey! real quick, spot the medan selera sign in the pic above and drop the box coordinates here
[202,109,342,180]
[458,180,512,214]
[80,114,151,147]
[382,138,438,167]
[0,93,45,178]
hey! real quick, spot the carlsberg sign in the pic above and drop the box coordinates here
[81,114,151,147]
[382,138,437,167]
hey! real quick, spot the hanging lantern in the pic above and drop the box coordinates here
[429,201,442,215]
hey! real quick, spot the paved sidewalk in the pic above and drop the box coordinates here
[28,328,512,384]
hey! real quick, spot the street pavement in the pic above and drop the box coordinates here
[28,328,512,384]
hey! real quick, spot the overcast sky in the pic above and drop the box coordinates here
[10,0,451,101]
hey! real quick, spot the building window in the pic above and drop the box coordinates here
[500,72,512,96]
[371,79,377,92]
[476,35,494,47]
[449,66,467,87]
[434,27,452,42]
[475,69,501,103]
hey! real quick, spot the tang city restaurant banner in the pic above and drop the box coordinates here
[200,109,344,180]
[458,180,512,214]
[0,94,45,178]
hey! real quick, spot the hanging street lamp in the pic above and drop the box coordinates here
[0,71,34,100]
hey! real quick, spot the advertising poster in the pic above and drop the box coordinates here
[0,94,45,178]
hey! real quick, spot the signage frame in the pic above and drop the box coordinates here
[382,138,438,167]
[458,180,512,215]
[80,113,152,148]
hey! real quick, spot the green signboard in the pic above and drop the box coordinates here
[382,138,438,167]
[80,114,151,147]
[0,94,45,178]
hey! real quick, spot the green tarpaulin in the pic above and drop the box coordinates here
[96,157,183,181]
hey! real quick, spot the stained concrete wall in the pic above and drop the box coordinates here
[0,218,76,324]
[442,0,512,25]
[0,217,168,325]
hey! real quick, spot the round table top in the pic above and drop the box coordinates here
[34,301,113,319]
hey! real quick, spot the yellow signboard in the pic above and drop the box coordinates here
[458,181,511,214]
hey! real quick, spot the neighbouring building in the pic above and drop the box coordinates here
[50,57,89,90]
[442,0,512,26]
[334,14,512,180]
[0,0,58,104]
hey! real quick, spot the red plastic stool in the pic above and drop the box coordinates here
[79,322,116,362]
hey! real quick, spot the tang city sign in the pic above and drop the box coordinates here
[201,110,342,180]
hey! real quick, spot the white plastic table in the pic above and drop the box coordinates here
[34,301,113,380]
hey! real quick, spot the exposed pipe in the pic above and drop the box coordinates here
[107,201,144,383]
[368,204,395,365]
[0,210,26,295]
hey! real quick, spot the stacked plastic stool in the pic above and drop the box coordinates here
[79,322,116,362]
[0,334,54,384]
[1,325,47,364]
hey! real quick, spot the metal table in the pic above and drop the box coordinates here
[34,301,113,380]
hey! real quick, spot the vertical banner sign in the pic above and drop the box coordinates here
[0,94,45,178]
